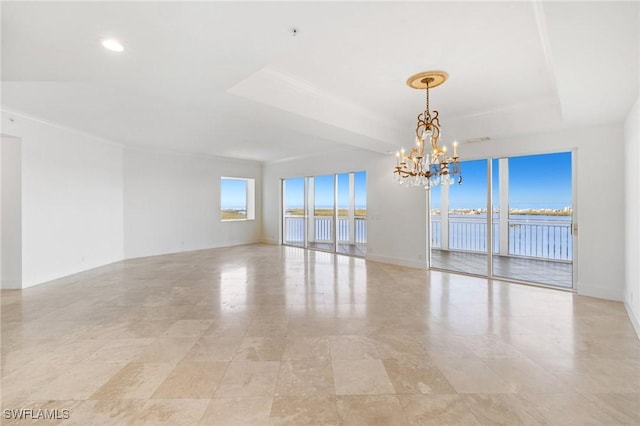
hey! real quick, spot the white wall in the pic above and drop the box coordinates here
[0,111,264,286]
[263,149,428,269]
[1,111,124,288]
[624,97,640,336]
[1,136,22,289]
[263,123,627,300]
[124,148,262,259]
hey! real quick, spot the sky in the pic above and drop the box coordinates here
[220,178,248,209]
[229,152,571,212]
[284,171,367,209]
[431,151,572,210]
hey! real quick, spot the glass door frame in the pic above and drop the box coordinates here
[309,174,337,253]
[427,150,578,291]
[280,177,308,249]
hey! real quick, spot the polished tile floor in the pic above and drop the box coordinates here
[431,249,573,288]
[2,244,639,425]
[286,242,367,258]
[310,242,367,257]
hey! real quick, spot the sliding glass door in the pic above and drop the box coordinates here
[336,172,367,257]
[282,177,305,248]
[309,174,336,252]
[429,159,488,276]
[282,172,367,257]
[491,152,573,287]
[428,151,574,289]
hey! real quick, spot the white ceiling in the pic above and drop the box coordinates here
[2,1,638,162]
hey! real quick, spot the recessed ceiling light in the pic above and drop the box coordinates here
[101,39,124,52]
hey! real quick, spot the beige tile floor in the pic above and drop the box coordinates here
[1,243,639,425]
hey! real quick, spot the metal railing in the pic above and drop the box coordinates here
[314,217,333,242]
[355,218,367,243]
[283,216,367,244]
[338,218,367,243]
[431,215,572,261]
[284,215,305,243]
[448,217,499,253]
[509,219,572,261]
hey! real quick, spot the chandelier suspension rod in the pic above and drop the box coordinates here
[425,79,430,113]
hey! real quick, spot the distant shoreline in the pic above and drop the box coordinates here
[285,208,366,217]
[437,210,572,217]
[283,208,571,217]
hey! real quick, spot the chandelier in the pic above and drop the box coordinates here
[394,71,462,189]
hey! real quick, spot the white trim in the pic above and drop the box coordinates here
[2,107,264,166]
[576,285,624,302]
[625,301,640,340]
[1,108,125,148]
[124,241,262,261]
[220,177,256,221]
[366,254,426,270]
[532,1,560,100]
[126,143,263,166]
[0,278,21,290]
[571,148,578,291]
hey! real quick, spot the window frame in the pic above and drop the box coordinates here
[220,176,255,222]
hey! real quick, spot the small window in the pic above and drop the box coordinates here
[220,177,255,221]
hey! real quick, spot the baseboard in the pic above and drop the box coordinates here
[0,278,22,290]
[625,300,640,340]
[124,240,263,260]
[260,238,279,245]
[576,285,623,302]
[21,258,123,289]
[365,254,426,270]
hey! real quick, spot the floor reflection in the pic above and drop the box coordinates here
[1,244,638,425]
[431,249,572,287]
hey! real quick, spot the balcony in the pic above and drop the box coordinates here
[430,215,573,287]
[283,215,367,257]
[284,213,572,286]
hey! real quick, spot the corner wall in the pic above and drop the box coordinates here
[624,97,640,336]
[1,111,124,288]
[1,136,22,289]
[123,147,262,259]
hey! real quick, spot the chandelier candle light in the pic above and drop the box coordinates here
[394,71,462,189]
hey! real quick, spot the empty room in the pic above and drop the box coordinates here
[1,1,639,425]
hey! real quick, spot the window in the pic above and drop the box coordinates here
[220,177,255,221]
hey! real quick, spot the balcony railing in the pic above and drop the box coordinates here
[283,216,367,244]
[431,215,572,261]
[284,215,305,243]
[509,219,572,260]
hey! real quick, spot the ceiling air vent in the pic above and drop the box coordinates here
[463,137,491,144]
